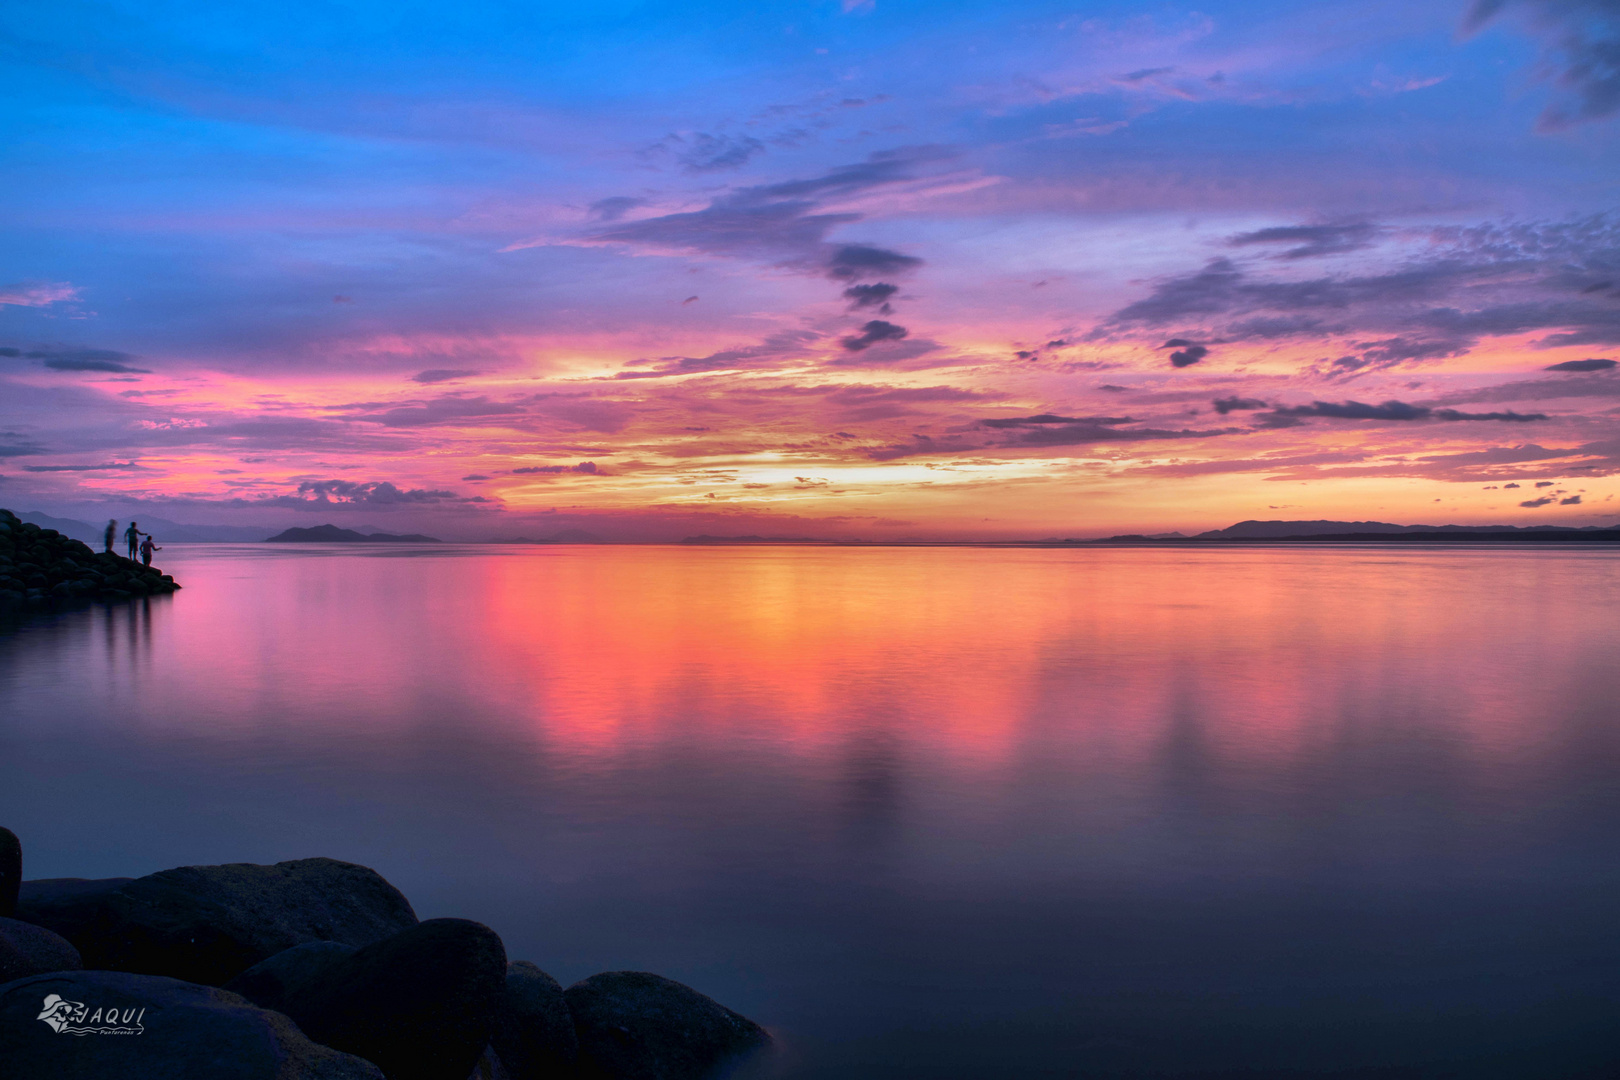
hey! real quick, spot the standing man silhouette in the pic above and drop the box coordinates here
[104,519,117,554]
[139,535,160,567]
[124,521,143,560]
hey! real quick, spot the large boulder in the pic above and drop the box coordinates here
[492,960,578,1079]
[16,858,418,985]
[0,917,82,982]
[0,969,383,1079]
[224,941,357,1014]
[0,826,19,917]
[278,918,508,1080]
[565,972,770,1080]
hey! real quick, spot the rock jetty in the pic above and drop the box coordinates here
[0,826,771,1080]
[0,509,181,604]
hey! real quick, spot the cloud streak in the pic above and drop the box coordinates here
[1265,400,1549,423]
[2,347,152,374]
[1103,216,1620,373]
[841,320,908,351]
[0,283,78,308]
[1467,0,1620,128]
[577,150,937,282]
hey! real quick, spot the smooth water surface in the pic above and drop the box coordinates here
[3,545,1619,1077]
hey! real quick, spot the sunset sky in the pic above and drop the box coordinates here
[3,0,1619,539]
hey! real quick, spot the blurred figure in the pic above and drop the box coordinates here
[104,519,117,554]
[124,521,144,560]
[139,535,160,567]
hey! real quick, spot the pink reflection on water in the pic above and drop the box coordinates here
[93,544,1620,782]
[5,545,1620,1077]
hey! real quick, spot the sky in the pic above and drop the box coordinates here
[3,0,1620,539]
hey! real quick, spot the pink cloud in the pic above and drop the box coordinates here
[0,282,79,307]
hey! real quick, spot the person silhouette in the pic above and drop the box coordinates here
[139,535,160,567]
[104,519,117,554]
[124,521,144,560]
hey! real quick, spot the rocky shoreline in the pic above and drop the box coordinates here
[0,509,181,605]
[0,827,770,1079]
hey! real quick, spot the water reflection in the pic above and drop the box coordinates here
[2,545,1619,1077]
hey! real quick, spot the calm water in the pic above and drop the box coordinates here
[3,544,1619,1078]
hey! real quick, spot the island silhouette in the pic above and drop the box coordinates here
[1088,519,1620,543]
[266,525,441,543]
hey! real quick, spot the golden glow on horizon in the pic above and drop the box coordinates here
[9,326,1617,537]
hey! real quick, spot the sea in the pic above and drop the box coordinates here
[2,543,1618,1078]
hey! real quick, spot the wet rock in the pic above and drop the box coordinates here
[566,972,770,1080]
[0,826,18,917]
[0,917,82,982]
[493,960,578,1079]
[223,940,357,1013]
[0,969,383,1079]
[16,858,418,986]
[281,917,508,1080]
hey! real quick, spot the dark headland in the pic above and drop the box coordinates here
[0,508,180,605]
[266,524,442,543]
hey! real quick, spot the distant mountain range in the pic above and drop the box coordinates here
[265,524,441,543]
[679,522,1620,545]
[1099,520,1620,543]
[19,511,273,544]
[1198,519,1620,538]
[16,511,443,545]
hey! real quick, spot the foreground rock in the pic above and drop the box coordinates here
[17,858,418,986]
[224,940,357,1014]
[0,969,383,1079]
[3,830,775,1079]
[492,960,578,1079]
[278,918,508,1080]
[0,917,82,982]
[566,972,770,1080]
[0,508,180,604]
[0,826,18,917]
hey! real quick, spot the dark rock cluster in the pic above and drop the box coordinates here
[18,857,420,986]
[0,827,770,1080]
[0,508,181,604]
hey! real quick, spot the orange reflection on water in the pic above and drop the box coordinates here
[8,543,1620,1079]
[100,544,1617,792]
